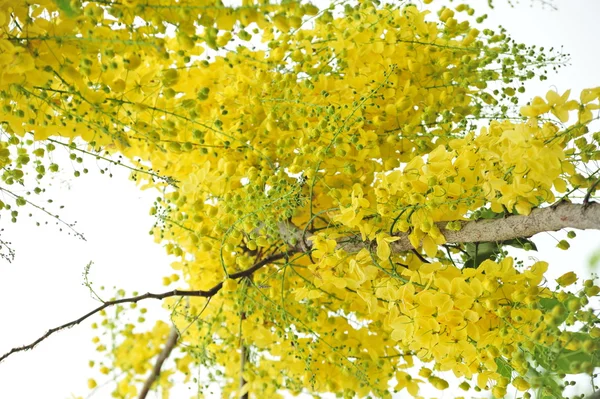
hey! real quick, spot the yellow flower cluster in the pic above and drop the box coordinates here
[1,0,599,397]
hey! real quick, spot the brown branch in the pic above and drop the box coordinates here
[138,326,179,399]
[0,250,295,363]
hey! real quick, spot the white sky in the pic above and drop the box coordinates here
[1,0,599,398]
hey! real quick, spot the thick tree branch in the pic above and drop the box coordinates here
[138,326,179,399]
[414,201,600,248]
[340,202,600,253]
[0,251,295,363]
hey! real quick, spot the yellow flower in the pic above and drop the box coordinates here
[580,87,600,104]
[395,371,422,396]
[391,315,415,343]
[556,271,577,287]
[520,96,550,118]
[376,233,400,260]
[578,102,600,124]
[512,376,531,391]
[545,89,577,122]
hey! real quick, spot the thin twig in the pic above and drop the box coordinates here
[584,177,600,206]
[0,187,86,241]
[410,248,431,264]
[45,137,179,187]
[138,326,179,399]
[0,251,295,363]
[239,333,249,399]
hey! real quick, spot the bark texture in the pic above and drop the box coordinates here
[332,202,600,253]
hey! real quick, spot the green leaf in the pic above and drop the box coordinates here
[538,297,560,311]
[54,0,80,18]
[464,241,501,268]
[554,350,595,373]
[463,237,537,268]
[538,295,576,326]
[532,339,600,375]
[495,357,513,379]
[539,376,563,399]
[528,367,564,399]
[478,208,505,219]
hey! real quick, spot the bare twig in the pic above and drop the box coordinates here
[138,326,179,399]
[0,251,295,363]
[0,187,86,241]
[44,137,179,187]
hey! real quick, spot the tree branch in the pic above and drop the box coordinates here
[421,201,599,247]
[138,326,179,399]
[0,251,295,363]
[341,202,600,253]
[1,203,598,364]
